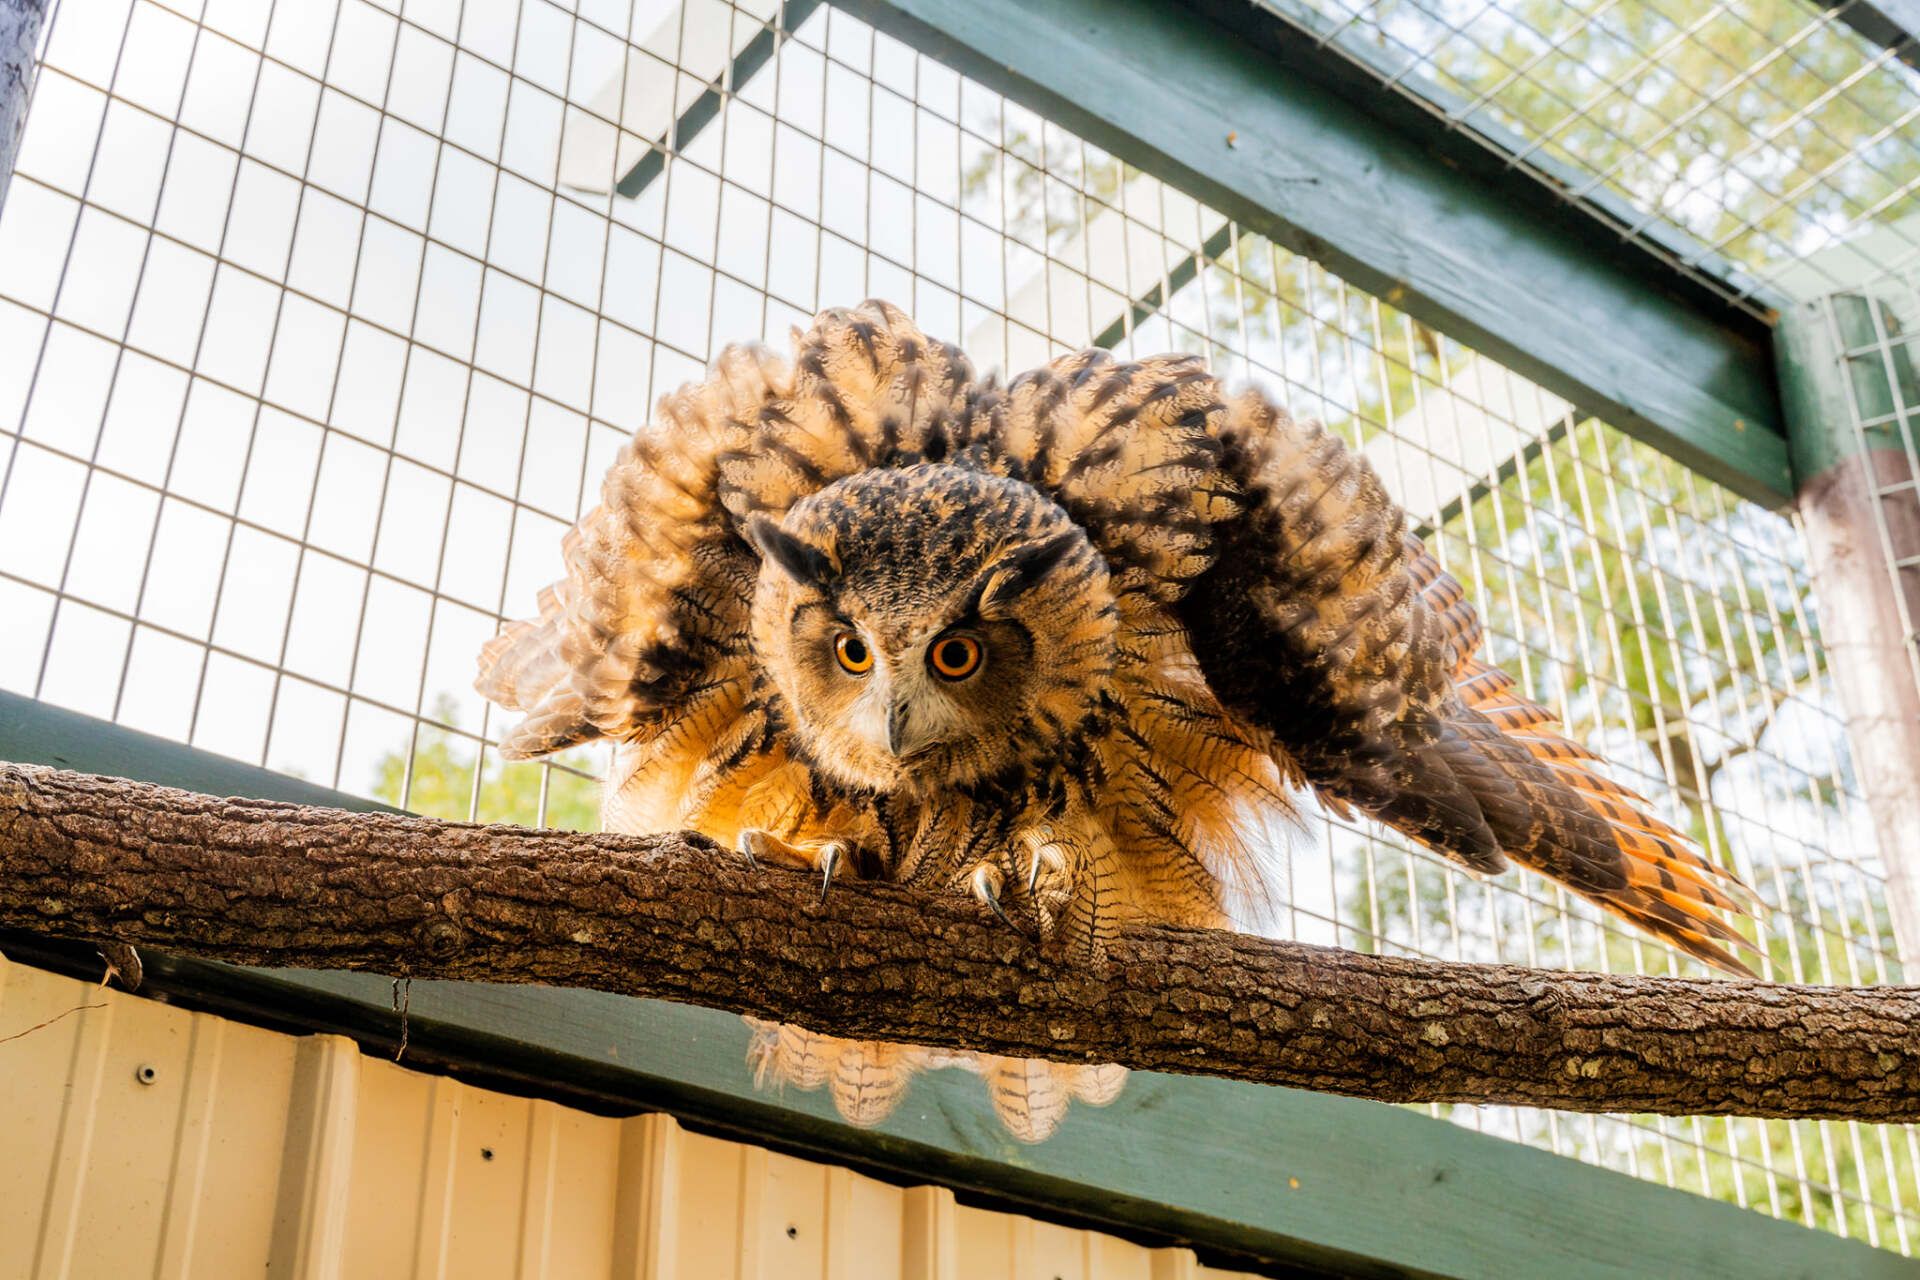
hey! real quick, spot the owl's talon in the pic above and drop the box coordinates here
[969,864,1022,935]
[982,885,1016,932]
[818,843,841,904]
[737,828,844,874]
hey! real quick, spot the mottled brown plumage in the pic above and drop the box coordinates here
[478,300,1758,1136]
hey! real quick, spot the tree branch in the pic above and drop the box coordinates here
[3,762,1915,1121]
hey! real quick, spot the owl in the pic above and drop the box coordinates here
[476,301,1756,1136]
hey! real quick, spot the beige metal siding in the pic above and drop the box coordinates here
[0,957,1259,1279]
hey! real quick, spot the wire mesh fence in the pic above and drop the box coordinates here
[0,0,1914,1254]
[1279,0,1920,312]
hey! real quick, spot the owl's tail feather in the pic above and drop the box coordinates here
[1398,537,1762,973]
[1447,649,1763,976]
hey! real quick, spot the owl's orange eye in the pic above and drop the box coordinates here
[833,632,873,674]
[928,635,982,680]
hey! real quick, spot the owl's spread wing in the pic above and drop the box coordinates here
[1181,389,1759,974]
[475,344,787,758]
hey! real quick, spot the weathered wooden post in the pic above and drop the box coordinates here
[0,0,46,217]
[1778,286,1920,966]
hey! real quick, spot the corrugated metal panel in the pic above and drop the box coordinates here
[0,956,1260,1279]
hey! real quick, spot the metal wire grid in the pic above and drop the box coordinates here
[1280,0,1920,312]
[0,0,1911,1251]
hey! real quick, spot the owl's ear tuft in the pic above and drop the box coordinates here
[979,529,1082,614]
[746,515,840,586]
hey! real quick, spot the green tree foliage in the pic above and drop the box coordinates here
[370,695,601,833]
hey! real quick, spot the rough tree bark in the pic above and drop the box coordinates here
[0,0,47,218]
[2,762,1916,1121]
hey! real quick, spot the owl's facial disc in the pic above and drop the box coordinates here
[745,464,1119,794]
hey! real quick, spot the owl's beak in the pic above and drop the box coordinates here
[851,675,940,761]
[884,699,913,756]
[882,695,943,759]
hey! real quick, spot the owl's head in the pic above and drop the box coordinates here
[746,464,1117,795]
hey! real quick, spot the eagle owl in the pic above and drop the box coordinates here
[476,301,1755,1137]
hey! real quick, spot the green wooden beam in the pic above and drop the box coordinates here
[831,0,1791,505]
[1238,0,1780,308]
[1777,299,1857,487]
[2,691,1912,1277]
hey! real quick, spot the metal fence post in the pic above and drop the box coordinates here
[1779,293,1920,968]
[0,0,47,218]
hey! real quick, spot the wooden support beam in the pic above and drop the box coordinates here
[3,761,1916,1122]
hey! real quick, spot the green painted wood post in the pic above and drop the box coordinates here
[1778,295,1920,966]
[0,0,46,218]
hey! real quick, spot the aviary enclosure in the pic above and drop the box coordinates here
[0,0,1917,1269]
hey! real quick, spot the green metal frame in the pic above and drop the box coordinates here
[2,690,1910,1279]
[830,0,1792,505]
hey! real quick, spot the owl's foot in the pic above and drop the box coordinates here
[735,828,819,869]
[736,829,850,904]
